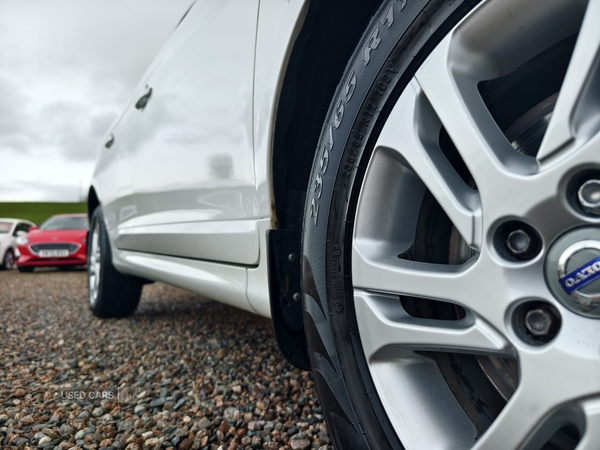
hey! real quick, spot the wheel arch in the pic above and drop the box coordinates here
[268,0,383,370]
[87,186,100,221]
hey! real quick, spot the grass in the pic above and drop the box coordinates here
[0,202,87,225]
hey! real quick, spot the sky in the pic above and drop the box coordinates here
[0,0,195,202]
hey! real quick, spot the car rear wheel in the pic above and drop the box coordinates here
[302,0,600,448]
[88,207,142,318]
[1,249,14,270]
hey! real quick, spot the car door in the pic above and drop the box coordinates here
[93,103,145,247]
[122,0,261,266]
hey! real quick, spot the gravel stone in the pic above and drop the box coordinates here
[0,271,328,450]
[247,421,262,431]
[38,436,52,446]
[149,399,166,408]
[197,418,211,430]
[290,439,311,450]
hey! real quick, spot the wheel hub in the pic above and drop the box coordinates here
[545,227,600,318]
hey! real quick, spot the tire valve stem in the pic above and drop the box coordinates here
[506,229,531,255]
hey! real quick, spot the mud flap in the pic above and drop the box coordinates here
[267,229,311,370]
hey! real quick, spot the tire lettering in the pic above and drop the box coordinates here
[315,173,323,199]
[320,149,329,175]
[345,71,356,102]
[386,64,398,74]
[398,0,407,11]
[363,27,381,66]
[310,198,319,226]
[333,100,344,129]
[325,124,334,152]
[383,4,394,28]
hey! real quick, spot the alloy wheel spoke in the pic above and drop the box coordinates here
[576,399,600,450]
[414,35,535,199]
[353,246,469,304]
[474,334,600,450]
[374,81,482,249]
[537,0,600,163]
[351,245,509,322]
[472,385,561,450]
[354,291,510,361]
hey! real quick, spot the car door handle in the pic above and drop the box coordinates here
[135,85,152,110]
[105,133,115,149]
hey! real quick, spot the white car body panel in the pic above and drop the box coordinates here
[253,0,309,220]
[115,219,259,265]
[117,249,250,312]
[92,0,308,316]
[126,0,261,265]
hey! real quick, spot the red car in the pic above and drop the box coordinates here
[16,214,89,272]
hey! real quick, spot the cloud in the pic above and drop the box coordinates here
[0,180,84,203]
[0,0,195,201]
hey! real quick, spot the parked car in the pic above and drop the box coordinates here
[87,0,600,448]
[0,218,36,270]
[16,214,88,272]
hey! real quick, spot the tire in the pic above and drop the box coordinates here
[17,265,33,273]
[1,249,14,270]
[302,0,598,449]
[88,207,142,318]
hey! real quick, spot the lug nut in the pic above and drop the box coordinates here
[506,229,531,255]
[524,308,555,337]
[578,179,600,215]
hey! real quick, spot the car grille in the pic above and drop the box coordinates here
[30,243,80,254]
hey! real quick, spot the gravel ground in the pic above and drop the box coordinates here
[0,268,330,450]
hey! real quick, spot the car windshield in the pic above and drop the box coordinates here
[0,222,12,233]
[39,217,88,231]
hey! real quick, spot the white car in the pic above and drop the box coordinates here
[0,218,35,270]
[88,0,600,448]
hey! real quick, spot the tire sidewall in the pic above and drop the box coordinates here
[301,1,481,448]
[3,249,14,270]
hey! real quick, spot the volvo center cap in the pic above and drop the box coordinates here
[545,227,600,318]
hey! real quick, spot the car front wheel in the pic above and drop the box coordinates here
[88,207,142,318]
[302,0,600,448]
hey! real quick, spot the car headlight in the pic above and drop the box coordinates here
[16,236,29,246]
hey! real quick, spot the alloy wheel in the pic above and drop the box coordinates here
[88,222,101,307]
[351,0,600,448]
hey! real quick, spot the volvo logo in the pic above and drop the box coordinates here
[557,240,600,308]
